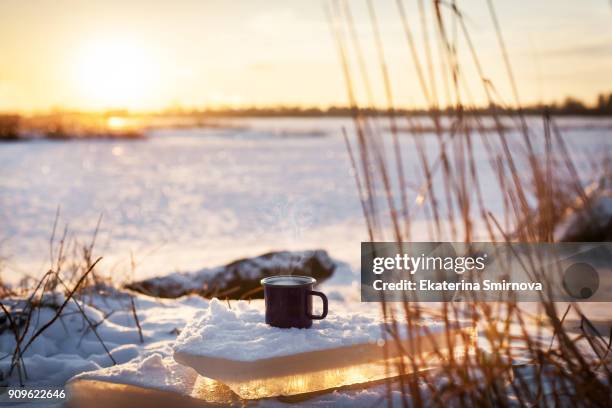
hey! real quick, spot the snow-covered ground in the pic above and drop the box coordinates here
[0,117,610,405]
[1,288,605,406]
[0,288,426,405]
[1,117,610,284]
[0,290,204,387]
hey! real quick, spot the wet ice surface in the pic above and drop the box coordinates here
[1,117,610,284]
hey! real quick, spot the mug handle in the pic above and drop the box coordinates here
[307,290,328,320]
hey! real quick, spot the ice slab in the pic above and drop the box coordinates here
[173,299,475,398]
[68,378,240,408]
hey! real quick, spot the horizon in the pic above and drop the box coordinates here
[1,0,612,112]
[2,92,611,117]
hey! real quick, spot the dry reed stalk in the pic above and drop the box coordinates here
[130,296,144,344]
[328,0,611,406]
[1,214,151,385]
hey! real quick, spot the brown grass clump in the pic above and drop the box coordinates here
[329,0,611,405]
[0,211,145,386]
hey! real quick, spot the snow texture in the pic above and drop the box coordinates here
[2,117,609,284]
[0,291,207,388]
[125,249,336,299]
[1,288,607,407]
[72,346,198,394]
[173,298,446,362]
[555,174,612,242]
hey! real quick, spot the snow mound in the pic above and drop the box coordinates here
[173,299,446,362]
[555,175,612,242]
[126,250,336,299]
[71,346,198,394]
[0,291,208,387]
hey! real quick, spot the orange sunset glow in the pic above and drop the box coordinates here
[0,0,611,112]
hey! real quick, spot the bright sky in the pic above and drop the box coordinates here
[0,0,611,112]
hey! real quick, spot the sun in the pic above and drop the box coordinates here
[75,39,157,109]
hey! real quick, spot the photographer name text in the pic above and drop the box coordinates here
[372,279,543,291]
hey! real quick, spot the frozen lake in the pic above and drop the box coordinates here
[1,117,610,283]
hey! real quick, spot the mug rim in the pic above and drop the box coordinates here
[261,275,316,287]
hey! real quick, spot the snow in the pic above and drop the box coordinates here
[73,348,199,394]
[174,298,379,361]
[1,288,396,393]
[1,286,609,406]
[64,294,402,401]
[1,117,609,284]
[0,291,208,389]
[555,174,612,241]
[169,299,475,399]
[126,249,336,298]
[174,298,449,362]
[1,117,610,404]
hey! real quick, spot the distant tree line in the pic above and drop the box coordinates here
[149,92,612,118]
[518,93,612,116]
[3,93,612,121]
